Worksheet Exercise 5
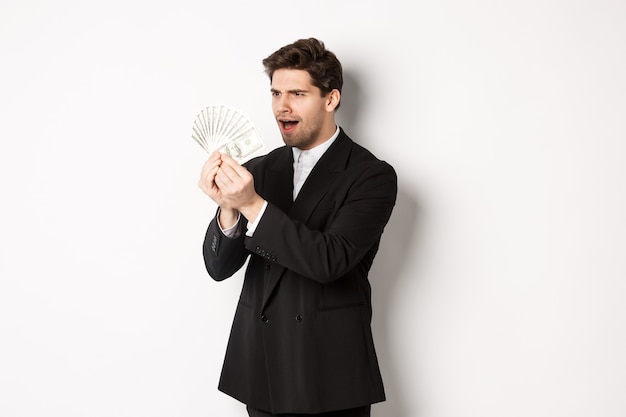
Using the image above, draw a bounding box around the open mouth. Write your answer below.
[280,120,298,133]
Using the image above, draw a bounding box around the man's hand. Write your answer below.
[198,151,226,204]
[198,152,265,224]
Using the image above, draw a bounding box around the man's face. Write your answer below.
[270,68,335,150]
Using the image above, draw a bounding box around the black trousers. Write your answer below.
[246,404,371,417]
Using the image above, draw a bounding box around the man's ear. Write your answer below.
[325,89,341,112]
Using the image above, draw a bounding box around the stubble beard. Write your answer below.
[280,122,323,150]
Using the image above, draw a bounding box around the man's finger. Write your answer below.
[219,153,246,172]
[216,160,242,184]
[200,152,222,177]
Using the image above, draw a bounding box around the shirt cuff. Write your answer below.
[217,209,241,238]
[246,200,268,237]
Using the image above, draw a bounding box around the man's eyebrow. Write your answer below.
[270,88,309,93]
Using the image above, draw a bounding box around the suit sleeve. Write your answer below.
[244,160,397,284]
[203,213,250,281]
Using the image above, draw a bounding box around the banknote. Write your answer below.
[216,130,265,163]
[191,104,265,163]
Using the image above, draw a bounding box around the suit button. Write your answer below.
[261,315,269,323]
[295,314,303,322]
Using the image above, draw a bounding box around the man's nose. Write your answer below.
[276,95,291,112]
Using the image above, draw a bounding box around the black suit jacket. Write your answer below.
[203,129,397,414]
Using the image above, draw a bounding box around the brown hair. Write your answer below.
[262,38,343,109]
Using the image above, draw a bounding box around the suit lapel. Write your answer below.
[259,147,293,309]
[261,132,353,309]
[263,147,294,214]
[288,132,352,223]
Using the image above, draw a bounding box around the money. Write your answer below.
[216,131,265,162]
[191,104,265,163]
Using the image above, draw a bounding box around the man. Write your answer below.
[198,38,397,417]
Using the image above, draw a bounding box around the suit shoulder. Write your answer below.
[349,141,396,176]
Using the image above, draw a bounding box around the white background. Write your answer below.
[1,1,625,416]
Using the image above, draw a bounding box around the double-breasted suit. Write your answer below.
[203,129,397,414]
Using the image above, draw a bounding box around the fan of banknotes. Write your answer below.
[191,104,265,163]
